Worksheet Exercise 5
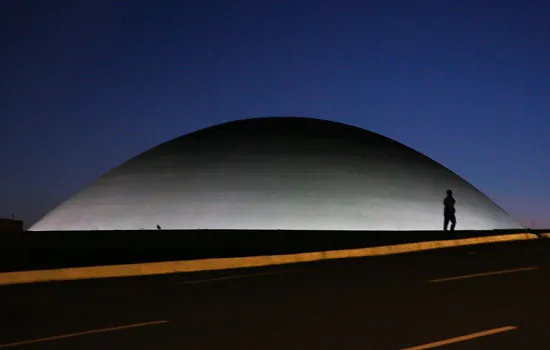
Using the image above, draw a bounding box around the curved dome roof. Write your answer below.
[30,117,522,231]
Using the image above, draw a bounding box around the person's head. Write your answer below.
[446,189,453,197]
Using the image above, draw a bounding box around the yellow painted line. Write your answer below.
[0,233,538,286]
[402,326,518,350]
[428,267,538,283]
[0,320,169,348]
[180,269,292,284]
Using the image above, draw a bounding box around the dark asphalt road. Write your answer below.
[2,239,550,349]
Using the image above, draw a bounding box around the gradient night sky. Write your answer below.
[2,0,549,229]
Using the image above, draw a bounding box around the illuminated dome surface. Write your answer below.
[30,117,522,231]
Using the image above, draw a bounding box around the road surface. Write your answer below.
[2,239,550,349]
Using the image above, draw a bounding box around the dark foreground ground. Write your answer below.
[2,238,550,349]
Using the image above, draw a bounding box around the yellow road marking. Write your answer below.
[402,326,517,349]
[180,269,293,284]
[0,320,169,348]
[428,267,537,283]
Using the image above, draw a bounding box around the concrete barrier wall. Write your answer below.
[0,219,23,232]
[0,232,541,286]
[2,228,545,272]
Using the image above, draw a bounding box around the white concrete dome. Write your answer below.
[29,117,522,231]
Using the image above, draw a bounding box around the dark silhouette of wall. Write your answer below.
[0,228,542,273]
[0,218,23,232]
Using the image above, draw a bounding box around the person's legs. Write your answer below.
[444,216,449,231]
[450,215,457,231]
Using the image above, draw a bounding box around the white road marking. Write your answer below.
[428,267,538,283]
[0,320,169,349]
[402,326,518,350]
[180,269,292,285]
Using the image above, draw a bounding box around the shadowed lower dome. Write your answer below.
[30,116,522,231]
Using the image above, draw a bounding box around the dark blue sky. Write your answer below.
[2,0,549,228]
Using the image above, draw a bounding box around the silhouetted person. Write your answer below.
[157,224,161,230]
[443,189,456,231]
